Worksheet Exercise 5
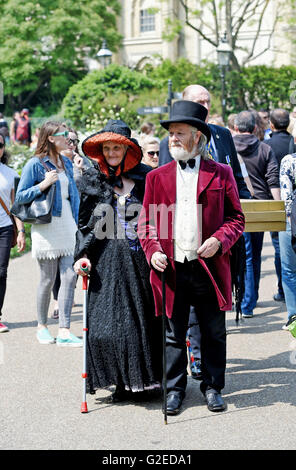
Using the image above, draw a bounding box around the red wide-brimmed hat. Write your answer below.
[82,119,142,178]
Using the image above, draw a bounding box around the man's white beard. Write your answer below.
[170,145,198,162]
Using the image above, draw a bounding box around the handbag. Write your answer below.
[10,160,56,225]
[0,196,18,247]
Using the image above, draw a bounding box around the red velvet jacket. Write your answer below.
[138,158,245,318]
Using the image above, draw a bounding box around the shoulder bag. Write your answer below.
[10,159,56,225]
[0,196,18,247]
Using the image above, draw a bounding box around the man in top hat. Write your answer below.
[159,84,251,382]
[138,100,245,415]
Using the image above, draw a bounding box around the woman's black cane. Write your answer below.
[162,269,168,425]
[80,263,89,413]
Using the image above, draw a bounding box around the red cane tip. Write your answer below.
[81,402,88,413]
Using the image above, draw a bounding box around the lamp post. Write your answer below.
[97,40,112,68]
[217,33,231,123]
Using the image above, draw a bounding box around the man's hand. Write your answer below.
[197,237,221,258]
[151,252,168,272]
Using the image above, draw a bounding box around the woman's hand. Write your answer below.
[16,231,26,253]
[74,257,92,276]
[38,170,58,192]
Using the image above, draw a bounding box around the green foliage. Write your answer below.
[8,143,35,176]
[239,65,296,111]
[148,59,296,116]
[63,64,158,130]
[0,0,122,114]
[63,59,296,137]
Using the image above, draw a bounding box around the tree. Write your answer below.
[0,0,122,113]
[161,0,296,71]
[62,64,158,130]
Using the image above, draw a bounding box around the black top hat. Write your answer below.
[160,100,211,143]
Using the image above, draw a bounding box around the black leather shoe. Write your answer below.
[204,389,227,412]
[166,392,184,415]
[191,360,202,380]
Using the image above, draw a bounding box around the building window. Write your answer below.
[140,9,155,32]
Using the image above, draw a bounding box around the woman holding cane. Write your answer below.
[73,119,161,402]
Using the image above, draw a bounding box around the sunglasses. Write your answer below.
[0,142,5,149]
[53,130,69,138]
[67,138,79,146]
[147,151,159,157]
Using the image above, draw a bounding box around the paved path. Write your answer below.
[1,234,295,450]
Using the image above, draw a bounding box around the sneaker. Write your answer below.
[273,293,285,302]
[36,328,55,344]
[0,322,9,333]
[56,333,83,348]
[242,312,253,318]
[282,315,296,332]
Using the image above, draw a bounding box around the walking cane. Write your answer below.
[80,262,89,413]
[162,269,168,425]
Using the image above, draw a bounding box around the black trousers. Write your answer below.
[166,259,226,395]
[0,225,14,317]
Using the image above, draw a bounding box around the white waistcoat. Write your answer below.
[174,155,202,262]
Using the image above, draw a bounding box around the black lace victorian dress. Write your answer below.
[74,164,162,393]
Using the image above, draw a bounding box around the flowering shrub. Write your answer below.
[8,143,34,176]
[85,104,141,134]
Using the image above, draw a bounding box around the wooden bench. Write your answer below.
[240,200,286,232]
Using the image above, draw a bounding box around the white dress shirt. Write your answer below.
[174,155,202,262]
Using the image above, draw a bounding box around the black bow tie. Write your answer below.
[179,159,196,170]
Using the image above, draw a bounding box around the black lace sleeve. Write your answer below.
[74,165,114,261]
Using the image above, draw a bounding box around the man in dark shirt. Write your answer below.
[233,111,280,317]
[264,108,295,302]
[265,108,296,165]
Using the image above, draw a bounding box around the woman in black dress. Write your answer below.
[74,119,161,401]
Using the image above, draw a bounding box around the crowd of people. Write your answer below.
[0,82,295,416]
[0,109,32,147]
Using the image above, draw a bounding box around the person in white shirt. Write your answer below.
[138,100,245,415]
[0,134,26,332]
